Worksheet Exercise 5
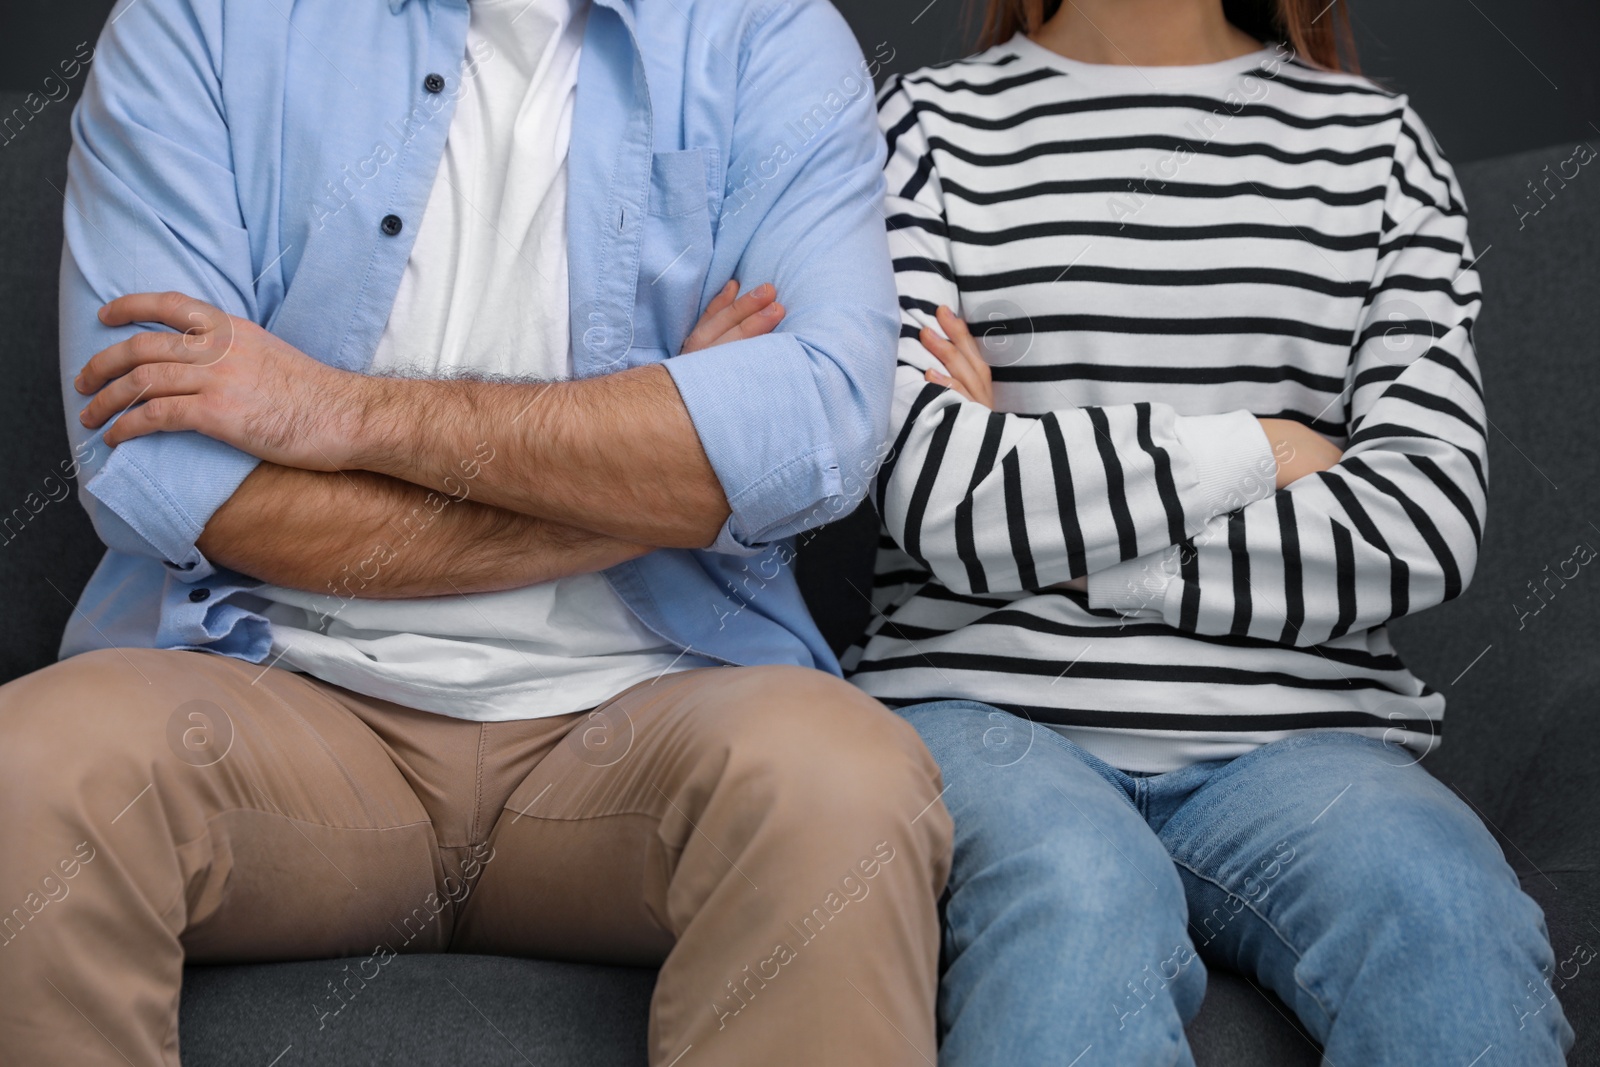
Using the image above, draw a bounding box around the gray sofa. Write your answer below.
[2,91,1594,1064]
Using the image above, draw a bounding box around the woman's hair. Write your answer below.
[973,0,1359,72]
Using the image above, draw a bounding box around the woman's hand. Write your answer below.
[908,313,1336,586]
[681,281,785,354]
[920,305,994,408]
[1257,418,1344,488]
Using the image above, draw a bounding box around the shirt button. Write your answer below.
[423,72,446,93]
[189,588,211,603]
[380,214,404,237]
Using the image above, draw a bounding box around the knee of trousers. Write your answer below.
[0,649,199,815]
[707,666,952,881]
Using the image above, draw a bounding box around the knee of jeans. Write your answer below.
[966,814,1186,933]
[1324,826,1547,971]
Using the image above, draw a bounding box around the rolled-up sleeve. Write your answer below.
[60,0,262,579]
[662,0,898,556]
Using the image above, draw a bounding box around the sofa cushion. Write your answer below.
[177,954,1324,1066]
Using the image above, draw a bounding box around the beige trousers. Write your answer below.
[0,648,952,1066]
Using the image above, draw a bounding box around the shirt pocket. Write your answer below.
[632,148,716,361]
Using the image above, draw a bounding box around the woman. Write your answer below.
[847,0,1574,1063]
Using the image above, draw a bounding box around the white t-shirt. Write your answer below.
[253,0,706,721]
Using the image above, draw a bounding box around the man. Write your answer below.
[0,1,951,1064]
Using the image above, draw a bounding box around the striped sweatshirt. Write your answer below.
[844,36,1487,772]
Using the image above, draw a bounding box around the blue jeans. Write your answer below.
[900,700,1574,1066]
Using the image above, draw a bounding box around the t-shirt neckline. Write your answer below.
[1007,32,1280,91]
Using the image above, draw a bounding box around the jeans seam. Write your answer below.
[1168,855,1336,1030]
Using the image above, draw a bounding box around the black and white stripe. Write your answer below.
[846,38,1485,773]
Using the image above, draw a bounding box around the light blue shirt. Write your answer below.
[58,0,897,675]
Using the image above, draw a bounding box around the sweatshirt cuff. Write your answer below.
[1171,410,1277,520]
[1087,546,1181,617]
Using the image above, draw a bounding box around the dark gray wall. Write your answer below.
[8,1,1596,165]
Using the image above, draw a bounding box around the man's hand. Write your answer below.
[76,292,368,470]
[1258,418,1343,488]
[77,282,787,478]
[920,305,994,408]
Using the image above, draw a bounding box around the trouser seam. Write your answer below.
[176,809,437,837]
[1168,855,1336,1030]
[472,724,489,845]
[496,804,664,824]
[161,986,178,1066]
